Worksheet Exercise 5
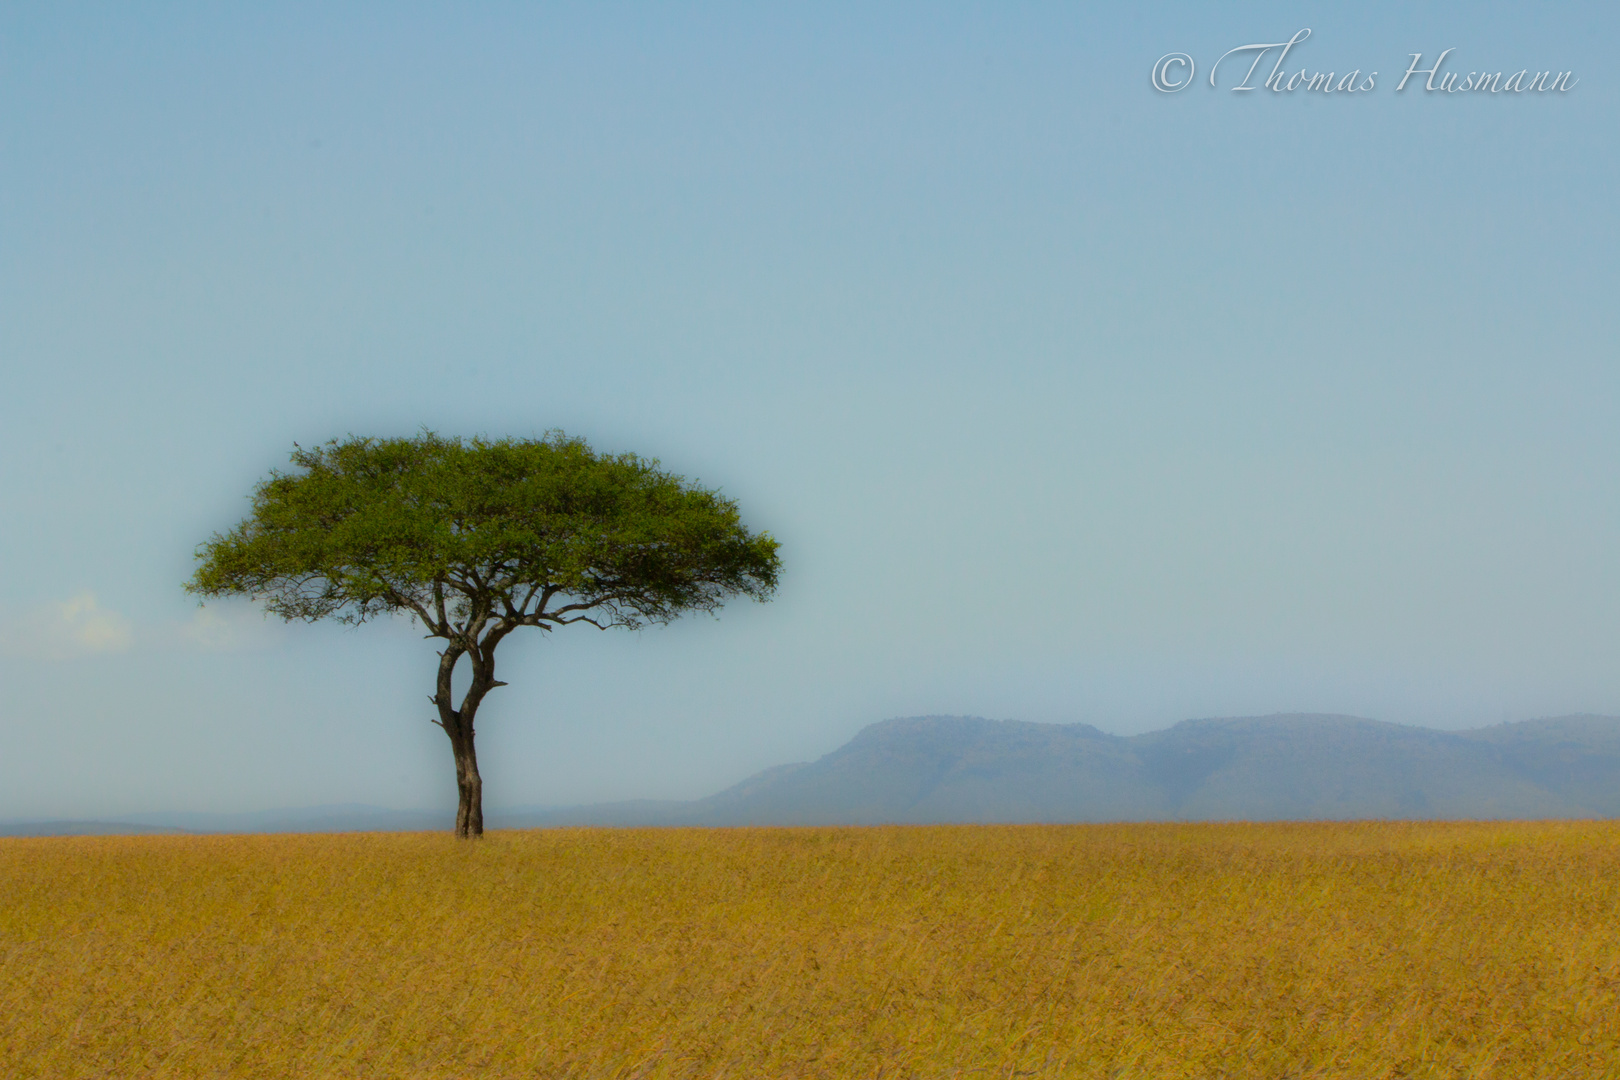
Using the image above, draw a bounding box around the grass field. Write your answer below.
[3,822,1618,1079]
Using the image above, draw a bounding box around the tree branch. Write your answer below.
[552,613,610,630]
[387,587,443,639]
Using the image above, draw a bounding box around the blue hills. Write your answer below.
[7,714,1619,836]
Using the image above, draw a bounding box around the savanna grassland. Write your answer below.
[3,822,1618,1079]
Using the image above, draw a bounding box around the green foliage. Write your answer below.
[187,431,781,641]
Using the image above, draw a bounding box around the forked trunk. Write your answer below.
[435,635,505,839]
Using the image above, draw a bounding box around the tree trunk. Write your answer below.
[435,639,500,840]
[434,644,486,839]
[452,733,484,839]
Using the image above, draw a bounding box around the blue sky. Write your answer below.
[2,2,1615,818]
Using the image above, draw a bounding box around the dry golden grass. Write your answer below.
[3,822,1618,1079]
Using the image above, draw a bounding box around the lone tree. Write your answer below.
[187,431,781,838]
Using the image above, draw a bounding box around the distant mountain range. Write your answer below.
[7,714,1619,837]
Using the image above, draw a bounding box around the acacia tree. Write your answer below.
[187,431,781,838]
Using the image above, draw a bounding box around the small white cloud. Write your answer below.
[61,594,134,653]
[1,592,135,660]
[0,595,287,660]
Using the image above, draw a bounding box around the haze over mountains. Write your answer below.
[7,714,1619,836]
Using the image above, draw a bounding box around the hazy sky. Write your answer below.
[3,2,1616,819]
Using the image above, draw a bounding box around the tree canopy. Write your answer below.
[188,431,781,836]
